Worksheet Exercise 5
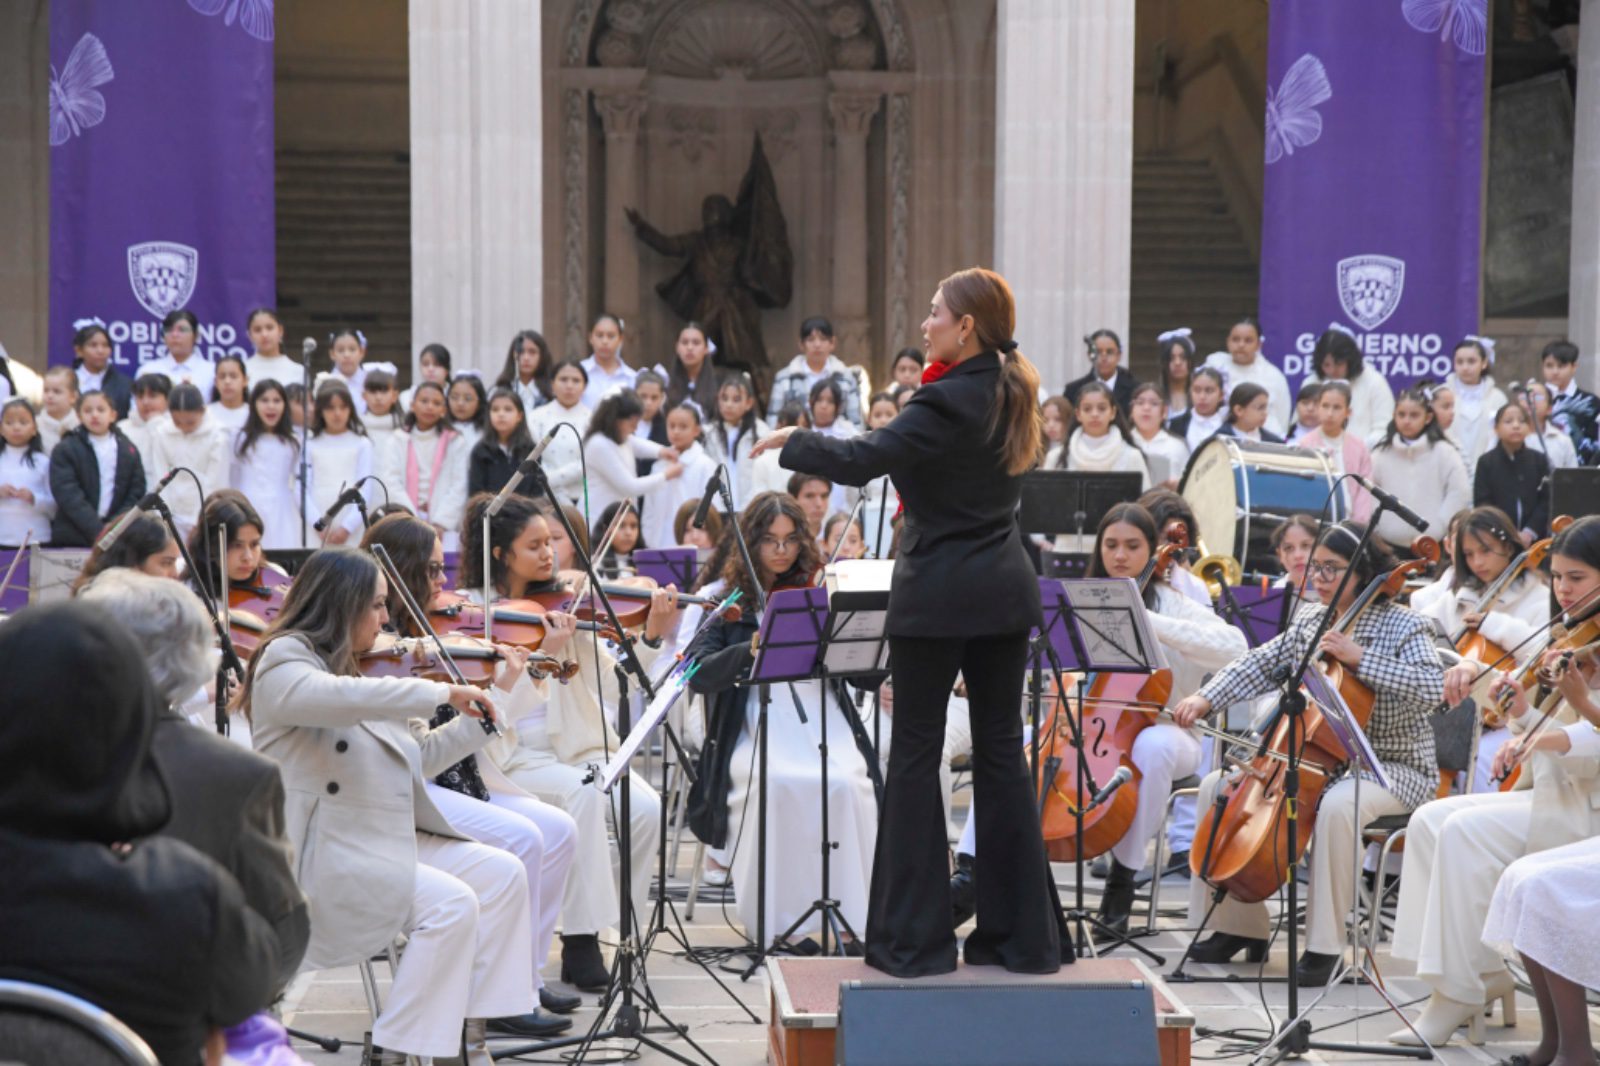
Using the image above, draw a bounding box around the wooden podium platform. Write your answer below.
[766,955,1194,1066]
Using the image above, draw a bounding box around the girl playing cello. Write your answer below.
[1172,522,1444,985]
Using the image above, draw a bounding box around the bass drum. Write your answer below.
[1179,436,1344,572]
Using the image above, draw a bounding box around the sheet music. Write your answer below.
[596,663,693,793]
[1060,577,1169,672]
[1300,667,1392,792]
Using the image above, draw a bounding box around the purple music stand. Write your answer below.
[634,547,697,591]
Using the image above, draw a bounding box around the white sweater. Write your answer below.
[1368,436,1471,545]
[1411,571,1548,664]
[390,425,468,548]
[0,444,55,546]
[528,400,592,506]
[149,415,229,538]
[1147,583,1250,707]
[307,431,373,539]
[581,433,668,522]
[1309,370,1395,445]
[643,440,718,551]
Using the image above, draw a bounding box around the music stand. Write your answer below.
[1028,577,1167,964]
[1216,584,1300,647]
[737,582,886,977]
[1019,470,1144,541]
[633,547,696,590]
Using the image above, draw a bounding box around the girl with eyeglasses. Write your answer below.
[1172,521,1445,987]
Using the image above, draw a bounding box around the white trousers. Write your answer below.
[425,784,579,990]
[957,723,1198,870]
[499,751,661,936]
[1473,725,1513,794]
[1187,771,1406,954]
[370,833,534,1057]
[1389,790,1532,1003]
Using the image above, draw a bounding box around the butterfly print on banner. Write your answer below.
[48,33,114,147]
[1402,0,1489,57]
[1265,54,1332,166]
[188,0,275,43]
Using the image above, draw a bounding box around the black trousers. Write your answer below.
[864,632,1066,977]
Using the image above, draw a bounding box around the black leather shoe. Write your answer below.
[1296,950,1340,986]
[486,1009,573,1037]
[539,986,581,1014]
[560,934,610,992]
[1187,932,1269,963]
[1097,859,1137,933]
[949,852,976,928]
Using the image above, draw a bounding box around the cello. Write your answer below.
[1034,530,1187,862]
[1190,536,1439,902]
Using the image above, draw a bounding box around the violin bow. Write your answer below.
[1430,580,1600,715]
[369,543,500,736]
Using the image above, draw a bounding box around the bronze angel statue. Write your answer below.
[626,135,793,377]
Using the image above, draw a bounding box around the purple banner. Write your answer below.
[1260,0,1486,390]
[49,2,275,369]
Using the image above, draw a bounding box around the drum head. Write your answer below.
[1179,437,1241,560]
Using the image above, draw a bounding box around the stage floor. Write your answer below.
[280,792,1597,1065]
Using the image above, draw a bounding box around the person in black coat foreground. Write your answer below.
[752,266,1070,979]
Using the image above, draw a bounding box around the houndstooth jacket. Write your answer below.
[1199,599,1443,811]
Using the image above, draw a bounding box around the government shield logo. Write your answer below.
[1336,255,1405,332]
[127,241,199,318]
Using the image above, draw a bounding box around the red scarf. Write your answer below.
[921,359,954,386]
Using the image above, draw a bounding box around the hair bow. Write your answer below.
[706,338,719,355]
[1326,322,1356,338]
[454,368,484,381]
[1465,334,1496,357]
[312,371,340,392]
[72,316,107,331]
[364,361,398,377]
[1156,327,1192,344]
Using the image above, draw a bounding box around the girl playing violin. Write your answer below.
[1421,505,1550,790]
[358,512,579,1033]
[682,491,880,948]
[1173,521,1444,985]
[458,491,678,992]
[1388,515,1600,1049]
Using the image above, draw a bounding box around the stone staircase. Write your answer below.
[1129,156,1259,380]
[275,148,412,382]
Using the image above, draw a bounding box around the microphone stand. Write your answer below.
[298,338,314,549]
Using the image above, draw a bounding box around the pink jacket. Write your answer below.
[1298,427,1374,523]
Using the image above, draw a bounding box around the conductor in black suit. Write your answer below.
[1064,328,1138,417]
[752,267,1066,978]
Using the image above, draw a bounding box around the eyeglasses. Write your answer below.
[758,535,805,552]
[1306,562,1349,581]
[426,562,447,578]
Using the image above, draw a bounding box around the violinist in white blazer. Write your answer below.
[1387,516,1600,1049]
[244,548,537,1064]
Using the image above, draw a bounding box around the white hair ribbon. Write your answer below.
[1156,327,1192,344]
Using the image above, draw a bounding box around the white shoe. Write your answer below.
[1482,968,1519,1028]
[702,863,730,887]
[1386,991,1485,1047]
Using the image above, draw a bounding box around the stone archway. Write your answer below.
[553,0,917,383]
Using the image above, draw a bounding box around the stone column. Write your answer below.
[1570,0,1600,386]
[409,0,542,377]
[993,0,1134,392]
[596,90,649,328]
[829,91,881,366]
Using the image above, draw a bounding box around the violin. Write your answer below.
[226,562,291,654]
[548,571,739,629]
[1488,612,1600,787]
[1191,535,1438,902]
[359,634,578,686]
[1457,517,1567,729]
[428,589,623,649]
[1034,529,1187,862]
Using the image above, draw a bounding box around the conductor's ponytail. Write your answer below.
[937,267,1043,476]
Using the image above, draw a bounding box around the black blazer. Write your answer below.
[1474,445,1550,537]
[47,425,146,547]
[71,362,134,420]
[467,437,535,498]
[1065,369,1138,416]
[781,352,1042,638]
[151,712,310,995]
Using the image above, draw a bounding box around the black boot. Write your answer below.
[1187,931,1269,963]
[949,852,976,929]
[486,1009,573,1038]
[540,986,581,1013]
[1097,859,1137,933]
[1295,950,1340,986]
[560,934,609,992]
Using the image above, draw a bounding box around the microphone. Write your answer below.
[1084,765,1134,812]
[302,337,316,360]
[313,482,367,533]
[487,425,561,517]
[96,468,182,550]
[691,468,722,529]
[1350,475,1429,533]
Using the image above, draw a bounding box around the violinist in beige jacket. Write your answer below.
[246,548,534,1064]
